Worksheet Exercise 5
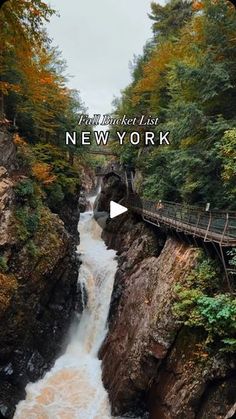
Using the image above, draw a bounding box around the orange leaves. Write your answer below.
[131,5,207,110]
[39,75,54,85]
[11,44,70,132]
[192,1,204,11]
[1,0,78,138]
[30,8,41,17]
[32,162,57,185]
[138,41,175,90]
[132,41,178,108]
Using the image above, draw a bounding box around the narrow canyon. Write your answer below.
[0,130,236,419]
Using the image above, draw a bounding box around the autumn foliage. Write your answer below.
[32,163,57,185]
[0,0,84,143]
[112,0,236,209]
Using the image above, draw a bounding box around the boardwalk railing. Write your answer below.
[95,167,236,247]
[127,197,236,247]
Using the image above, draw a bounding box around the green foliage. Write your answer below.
[217,129,236,205]
[14,178,41,208]
[14,179,41,241]
[14,178,39,207]
[196,295,236,336]
[149,0,193,39]
[183,253,220,291]
[173,253,236,351]
[15,208,40,241]
[31,143,80,208]
[14,179,34,198]
[221,338,236,353]
[112,0,236,208]
[46,183,65,210]
[26,240,39,258]
[227,248,236,268]
[0,257,8,273]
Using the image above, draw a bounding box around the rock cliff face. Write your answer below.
[0,130,81,418]
[148,327,236,419]
[0,130,17,172]
[98,175,236,419]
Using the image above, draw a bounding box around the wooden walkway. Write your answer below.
[96,168,236,247]
[128,198,236,247]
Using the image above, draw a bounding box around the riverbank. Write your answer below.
[0,129,82,418]
[14,198,117,418]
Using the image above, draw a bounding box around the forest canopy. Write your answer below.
[111,0,236,209]
[1,0,236,209]
[0,0,86,147]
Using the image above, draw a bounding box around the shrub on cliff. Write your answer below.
[32,144,80,190]
[14,139,81,211]
[0,257,8,273]
[173,253,236,351]
[14,208,41,242]
[0,273,18,312]
[14,178,41,208]
[14,179,42,242]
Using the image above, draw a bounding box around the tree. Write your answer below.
[111,0,236,208]
[149,0,193,39]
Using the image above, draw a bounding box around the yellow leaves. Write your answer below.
[129,6,207,110]
[181,137,199,148]
[0,82,11,95]
[132,40,180,108]
[13,133,28,147]
[0,273,18,313]
[11,46,70,131]
[0,81,21,95]
[32,163,57,185]
[135,41,175,95]
[0,0,66,134]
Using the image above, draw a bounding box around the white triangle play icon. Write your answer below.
[110,201,128,219]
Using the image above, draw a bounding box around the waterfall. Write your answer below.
[14,195,117,419]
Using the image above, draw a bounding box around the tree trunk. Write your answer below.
[0,93,4,119]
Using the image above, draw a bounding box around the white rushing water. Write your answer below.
[14,196,117,419]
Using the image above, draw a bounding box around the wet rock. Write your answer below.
[79,193,90,212]
[0,168,15,246]
[148,328,236,419]
[55,191,80,242]
[0,129,82,417]
[80,166,96,194]
[0,130,16,172]
[94,174,127,214]
[100,238,198,416]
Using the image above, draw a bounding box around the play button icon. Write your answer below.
[110,201,128,219]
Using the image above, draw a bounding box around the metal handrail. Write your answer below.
[127,195,236,245]
[96,168,236,245]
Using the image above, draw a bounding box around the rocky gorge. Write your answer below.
[0,129,83,418]
[98,175,236,419]
[1,132,236,419]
